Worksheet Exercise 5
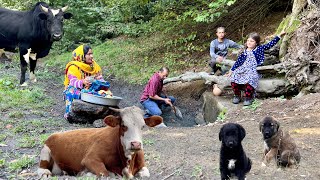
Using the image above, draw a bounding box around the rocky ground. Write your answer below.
[1,58,320,180]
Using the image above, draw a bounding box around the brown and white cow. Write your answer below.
[37,106,162,179]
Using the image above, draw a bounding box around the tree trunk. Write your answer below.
[279,0,307,57]
[282,1,320,92]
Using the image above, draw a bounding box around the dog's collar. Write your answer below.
[276,131,284,164]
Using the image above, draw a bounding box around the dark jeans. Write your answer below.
[141,95,176,117]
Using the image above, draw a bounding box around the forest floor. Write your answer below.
[0,57,320,180]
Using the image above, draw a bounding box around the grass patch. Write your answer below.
[0,77,53,112]
[8,155,35,172]
[217,108,227,121]
[191,164,203,178]
[143,139,155,146]
[242,99,261,111]
[18,135,36,148]
[0,158,6,168]
[8,111,24,119]
[43,33,205,85]
[11,119,47,134]
[39,133,51,145]
[18,133,51,148]
[0,134,7,142]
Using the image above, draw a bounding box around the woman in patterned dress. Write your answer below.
[63,44,103,120]
[226,31,286,106]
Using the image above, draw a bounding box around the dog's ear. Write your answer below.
[219,126,224,141]
[237,124,246,141]
[259,120,262,132]
[275,119,280,131]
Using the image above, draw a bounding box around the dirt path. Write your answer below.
[1,59,320,179]
[144,94,320,179]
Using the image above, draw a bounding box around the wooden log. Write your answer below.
[67,99,118,124]
[164,71,287,95]
[216,59,235,67]
[216,59,284,73]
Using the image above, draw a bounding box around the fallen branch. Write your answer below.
[161,168,181,180]
[164,71,288,95]
[217,59,284,73]
[217,59,235,67]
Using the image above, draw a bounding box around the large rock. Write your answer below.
[67,99,118,124]
[201,92,224,123]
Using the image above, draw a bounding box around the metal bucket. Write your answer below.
[80,92,122,106]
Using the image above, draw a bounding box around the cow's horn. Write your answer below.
[109,107,122,112]
[61,6,68,12]
[40,4,49,13]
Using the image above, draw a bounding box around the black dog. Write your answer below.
[219,123,251,180]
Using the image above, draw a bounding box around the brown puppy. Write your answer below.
[259,116,300,167]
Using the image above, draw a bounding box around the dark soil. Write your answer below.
[109,79,201,127]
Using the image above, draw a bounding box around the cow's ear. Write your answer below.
[144,115,163,127]
[38,13,47,20]
[104,115,121,127]
[63,13,72,19]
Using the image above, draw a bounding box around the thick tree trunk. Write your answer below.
[282,2,320,92]
[279,0,307,57]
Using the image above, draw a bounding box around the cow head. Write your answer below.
[104,106,162,156]
[38,3,72,41]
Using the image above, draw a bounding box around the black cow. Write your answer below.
[0,2,72,86]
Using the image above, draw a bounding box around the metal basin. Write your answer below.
[80,92,122,106]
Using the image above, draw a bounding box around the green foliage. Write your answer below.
[39,134,51,144]
[8,155,35,172]
[0,0,47,10]
[44,32,195,84]
[143,139,155,146]
[0,77,52,111]
[0,134,7,142]
[176,0,237,22]
[217,108,227,121]
[276,15,301,35]
[11,119,46,134]
[0,78,15,90]
[18,136,36,148]
[0,159,6,168]
[191,164,203,178]
[242,99,261,111]
[0,0,239,52]
[8,111,24,119]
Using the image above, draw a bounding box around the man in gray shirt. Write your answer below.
[209,27,243,75]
